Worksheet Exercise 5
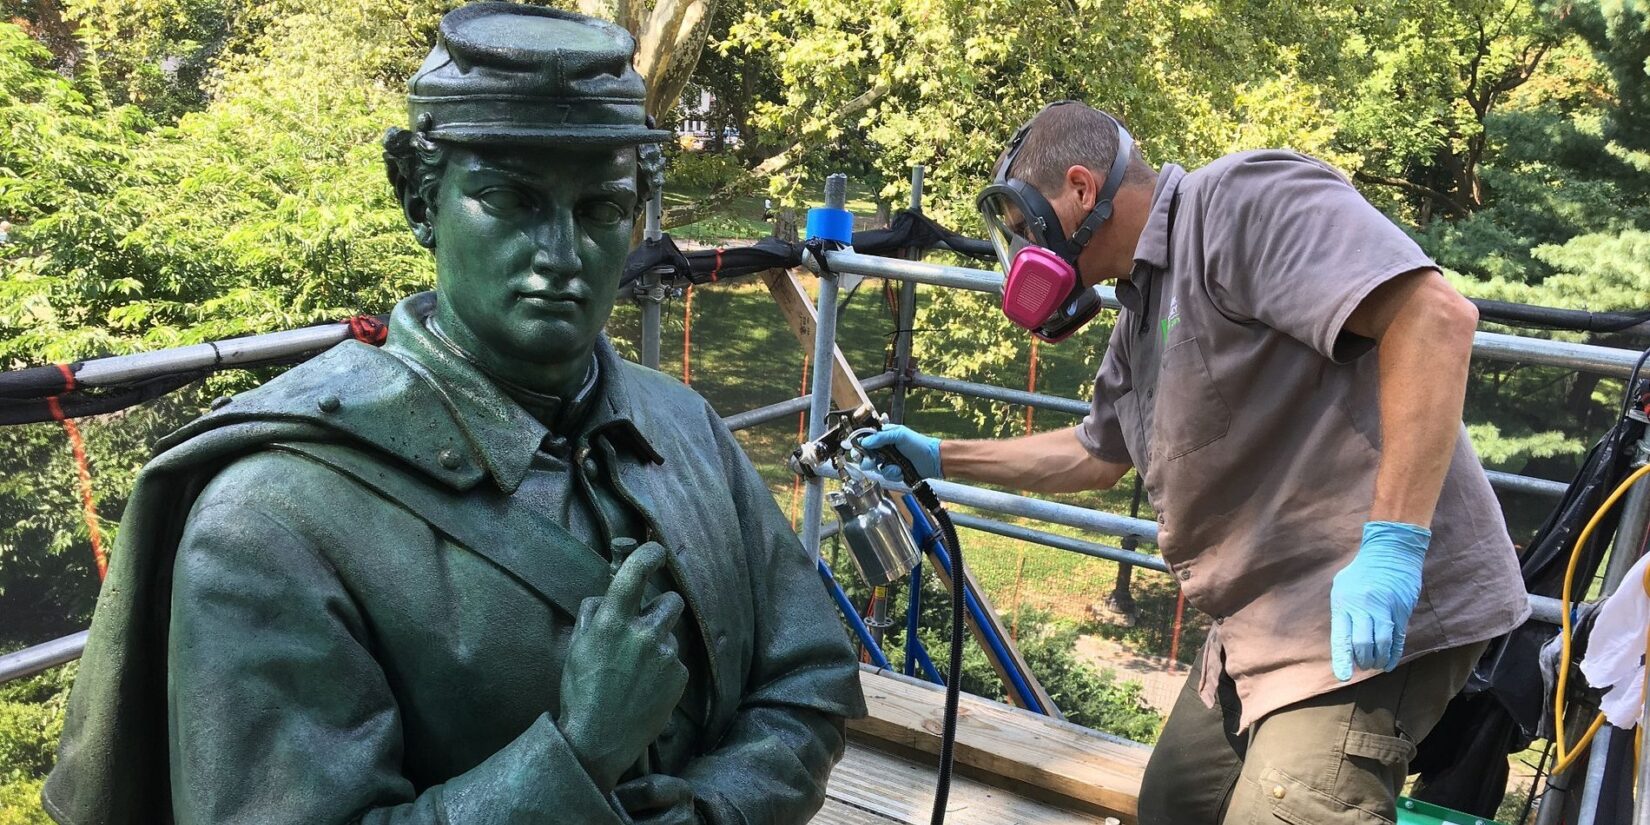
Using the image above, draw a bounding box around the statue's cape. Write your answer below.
[40,336,525,825]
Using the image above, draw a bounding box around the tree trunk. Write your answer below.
[579,0,720,124]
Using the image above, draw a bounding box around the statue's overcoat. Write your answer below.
[43,292,866,824]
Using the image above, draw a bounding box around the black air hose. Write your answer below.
[910,480,963,825]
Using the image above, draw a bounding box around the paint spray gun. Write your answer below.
[789,404,922,586]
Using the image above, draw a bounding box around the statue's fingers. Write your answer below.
[606,541,669,618]
[639,591,686,637]
[577,596,602,628]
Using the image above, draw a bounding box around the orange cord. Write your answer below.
[46,390,107,580]
[1024,338,1039,435]
[1168,590,1187,670]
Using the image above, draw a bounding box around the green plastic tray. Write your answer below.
[1397,796,1504,825]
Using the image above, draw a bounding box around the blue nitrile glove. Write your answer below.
[857,425,942,483]
[1330,521,1431,681]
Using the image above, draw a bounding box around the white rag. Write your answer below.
[1580,551,1650,728]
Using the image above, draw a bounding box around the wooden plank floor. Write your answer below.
[819,742,1117,824]
[849,667,1147,821]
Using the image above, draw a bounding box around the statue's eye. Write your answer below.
[580,200,625,227]
[477,187,532,214]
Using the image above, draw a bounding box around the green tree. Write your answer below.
[0,666,72,825]
[1335,0,1565,220]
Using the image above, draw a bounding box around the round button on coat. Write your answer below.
[438,449,463,470]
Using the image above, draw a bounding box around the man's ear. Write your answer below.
[1065,164,1097,211]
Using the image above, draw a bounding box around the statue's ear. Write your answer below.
[404,194,437,249]
[387,172,436,249]
[383,128,438,249]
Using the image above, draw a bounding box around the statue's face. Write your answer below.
[429,144,638,372]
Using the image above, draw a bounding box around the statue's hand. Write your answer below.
[559,541,690,793]
[615,774,699,825]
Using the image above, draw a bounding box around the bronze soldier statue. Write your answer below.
[42,4,865,823]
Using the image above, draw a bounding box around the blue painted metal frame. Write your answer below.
[903,494,1046,715]
[817,559,892,669]
[903,562,943,684]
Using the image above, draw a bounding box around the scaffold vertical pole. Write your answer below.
[639,188,664,369]
[888,165,924,424]
[876,165,924,650]
[1555,428,1650,825]
[799,174,848,561]
[1619,431,1650,825]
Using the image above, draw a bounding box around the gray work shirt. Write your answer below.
[1076,150,1529,729]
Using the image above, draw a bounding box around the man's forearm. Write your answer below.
[1361,275,1479,526]
[940,426,1129,493]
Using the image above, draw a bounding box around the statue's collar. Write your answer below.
[422,314,598,431]
[384,292,662,493]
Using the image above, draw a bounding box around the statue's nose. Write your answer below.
[531,209,581,277]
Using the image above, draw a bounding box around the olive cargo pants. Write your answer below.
[1137,642,1486,824]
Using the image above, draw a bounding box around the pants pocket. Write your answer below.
[1260,767,1393,825]
[1344,730,1417,766]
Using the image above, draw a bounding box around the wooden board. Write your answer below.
[850,666,1148,822]
[760,268,870,411]
[814,798,901,824]
[821,741,1117,824]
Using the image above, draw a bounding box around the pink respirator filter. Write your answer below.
[1001,245,1076,331]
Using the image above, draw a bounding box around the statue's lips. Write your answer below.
[516,290,583,311]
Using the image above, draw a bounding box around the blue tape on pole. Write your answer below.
[805,207,854,244]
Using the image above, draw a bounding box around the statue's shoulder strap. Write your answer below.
[268,440,612,619]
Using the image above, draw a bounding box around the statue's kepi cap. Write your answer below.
[408,2,670,146]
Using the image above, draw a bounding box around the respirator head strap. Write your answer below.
[1067,123,1133,250]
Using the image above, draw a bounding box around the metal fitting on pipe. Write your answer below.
[637,188,668,369]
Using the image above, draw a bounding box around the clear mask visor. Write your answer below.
[977,188,1043,273]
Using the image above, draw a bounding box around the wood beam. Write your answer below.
[852,666,1148,823]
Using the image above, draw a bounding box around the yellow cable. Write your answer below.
[1551,462,1650,775]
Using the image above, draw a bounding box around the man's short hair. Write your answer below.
[995,102,1154,196]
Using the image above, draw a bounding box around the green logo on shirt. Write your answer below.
[1160,297,1181,338]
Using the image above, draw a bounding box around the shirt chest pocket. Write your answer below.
[1152,336,1231,462]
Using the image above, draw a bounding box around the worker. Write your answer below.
[858,100,1529,824]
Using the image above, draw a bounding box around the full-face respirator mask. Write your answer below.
[975,103,1134,342]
